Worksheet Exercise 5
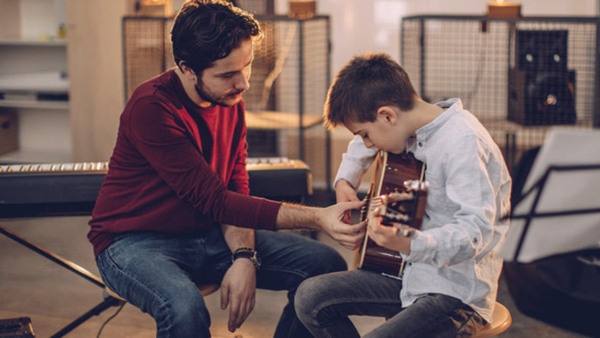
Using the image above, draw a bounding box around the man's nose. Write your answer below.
[234,73,249,91]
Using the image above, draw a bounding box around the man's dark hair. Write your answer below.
[324,52,418,130]
[171,0,262,75]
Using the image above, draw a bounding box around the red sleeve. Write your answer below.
[227,106,250,195]
[127,99,280,229]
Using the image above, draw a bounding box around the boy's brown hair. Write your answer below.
[324,52,418,130]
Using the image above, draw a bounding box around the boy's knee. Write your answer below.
[294,278,315,321]
[295,276,326,314]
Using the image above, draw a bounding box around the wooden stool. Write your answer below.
[472,302,512,337]
[105,283,220,302]
[197,284,220,296]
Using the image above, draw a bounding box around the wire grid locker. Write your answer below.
[400,15,599,170]
[235,0,275,14]
[122,15,331,181]
[123,16,173,100]
[241,16,330,160]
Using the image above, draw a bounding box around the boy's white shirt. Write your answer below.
[335,98,512,323]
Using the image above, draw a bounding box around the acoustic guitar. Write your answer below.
[356,151,428,279]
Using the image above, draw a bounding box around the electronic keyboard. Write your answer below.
[0,157,311,218]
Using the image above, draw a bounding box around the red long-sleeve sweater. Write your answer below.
[88,69,281,257]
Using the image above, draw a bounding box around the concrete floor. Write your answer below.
[0,193,591,338]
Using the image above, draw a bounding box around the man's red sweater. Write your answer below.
[88,70,281,257]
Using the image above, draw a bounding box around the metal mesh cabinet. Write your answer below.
[400,15,599,169]
[122,15,331,180]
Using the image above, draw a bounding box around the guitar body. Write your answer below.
[356,151,427,278]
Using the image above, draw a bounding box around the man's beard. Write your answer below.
[194,81,244,108]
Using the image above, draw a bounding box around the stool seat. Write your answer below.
[197,283,220,296]
[104,287,126,302]
[472,302,512,337]
[105,283,220,302]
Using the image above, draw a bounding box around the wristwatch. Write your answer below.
[232,247,261,270]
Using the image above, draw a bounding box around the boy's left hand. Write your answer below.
[368,207,412,255]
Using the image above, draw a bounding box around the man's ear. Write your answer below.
[178,61,197,82]
[376,106,397,125]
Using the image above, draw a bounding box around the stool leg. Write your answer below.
[50,296,124,338]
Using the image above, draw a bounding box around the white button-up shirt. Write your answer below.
[335,98,512,322]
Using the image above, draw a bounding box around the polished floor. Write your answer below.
[0,192,590,338]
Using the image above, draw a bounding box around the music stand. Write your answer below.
[500,129,600,263]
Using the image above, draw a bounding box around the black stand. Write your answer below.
[0,225,125,338]
[503,162,600,337]
[507,163,600,261]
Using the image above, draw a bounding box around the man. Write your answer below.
[88,1,365,337]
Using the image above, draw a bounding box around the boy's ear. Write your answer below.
[376,106,398,125]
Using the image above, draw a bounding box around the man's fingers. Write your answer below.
[220,285,229,310]
[334,229,366,249]
[229,298,254,332]
[228,298,241,332]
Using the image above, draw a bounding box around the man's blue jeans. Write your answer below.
[295,270,486,337]
[96,226,347,337]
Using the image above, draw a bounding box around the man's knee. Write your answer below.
[153,288,211,336]
[309,242,348,274]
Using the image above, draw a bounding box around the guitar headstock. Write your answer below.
[375,179,428,229]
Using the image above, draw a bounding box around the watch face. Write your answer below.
[233,249,260,269]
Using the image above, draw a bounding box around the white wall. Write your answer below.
[277,0,598,75]
[271,0,599,188]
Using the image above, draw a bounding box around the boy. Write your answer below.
[295,53,512,337]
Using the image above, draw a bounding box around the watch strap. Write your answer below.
[232,247,260,269]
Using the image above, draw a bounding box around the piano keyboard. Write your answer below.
[0,162,109,174]
[0,157,311,218]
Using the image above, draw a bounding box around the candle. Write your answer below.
[487,1,521,18]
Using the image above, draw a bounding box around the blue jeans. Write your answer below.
[295,270,486,338]
[96,227,347,338]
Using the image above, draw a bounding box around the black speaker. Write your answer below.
[509,29,576,126]
[508,68,576,125]
[516,30,568,72]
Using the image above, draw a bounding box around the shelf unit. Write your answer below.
[0,0,71,164]
[400,15,600,170]
[122,14,333,187]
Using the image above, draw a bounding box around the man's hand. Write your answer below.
[220,258,256,333]
[317,200,366,250]
[367,207,412,254]
[335,180,360,224]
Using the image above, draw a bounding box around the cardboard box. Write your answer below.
[0,112,18,156]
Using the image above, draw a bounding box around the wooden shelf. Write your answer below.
[0,71,69,93]
[0,37,67,47]
[0,99,69,110]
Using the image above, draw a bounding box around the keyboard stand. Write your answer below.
[0,224,124,338]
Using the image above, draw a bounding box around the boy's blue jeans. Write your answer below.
[96,226,347,338]
[295,270,486,338]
